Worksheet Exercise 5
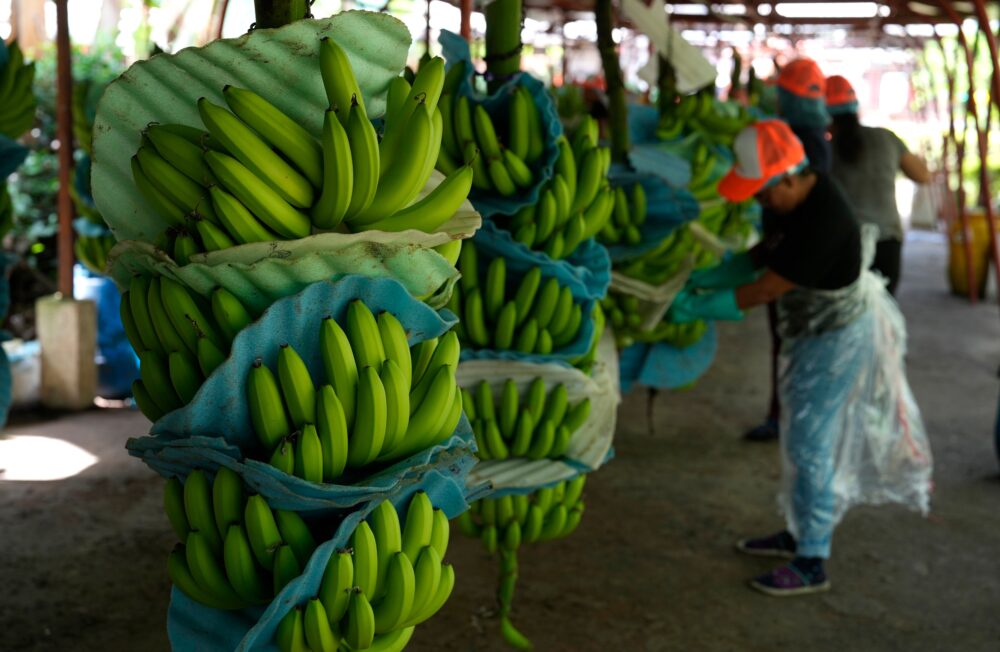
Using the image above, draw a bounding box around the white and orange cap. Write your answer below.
[718,119,808,202]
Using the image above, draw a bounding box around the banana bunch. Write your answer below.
[656,87,752,148]
[436,82,546,198]
[463,378,591,462]
[164,467,318,610]
[274,492,455,652]
[0,40,37,139]
[455,476,587,649]
[74,234,115,275]
[455,475,586,553]
[649,320,709,348]
[130,40,472,253]
[501,119,615,261]
[598,182,646,246]
[616,225,700,286]
[247,302,463,483]
[448,241,585,355]
[122,275,256,421]
[600,293,645,338]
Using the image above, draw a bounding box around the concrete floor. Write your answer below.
[0,231,997,651]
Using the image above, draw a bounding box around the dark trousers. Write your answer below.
[872,238,902,295]
[767,302,780,423]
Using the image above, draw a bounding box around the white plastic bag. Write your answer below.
[609,258,693,332]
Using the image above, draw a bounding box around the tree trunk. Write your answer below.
[595,0,629,163]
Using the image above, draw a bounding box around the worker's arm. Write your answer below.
[734,269,795,310]
[667,268,795,323]
[900,151,931,184]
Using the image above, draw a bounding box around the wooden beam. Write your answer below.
[54,0,75,298]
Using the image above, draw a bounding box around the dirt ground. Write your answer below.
[1,231,998,652]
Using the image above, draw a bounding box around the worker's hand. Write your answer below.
[667,288,745,323]
[687,252,759,290]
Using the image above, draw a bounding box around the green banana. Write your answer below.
[344,99,380,220]
[244,494,282,571]
[247,359,291,452]
[320,317,358,429]
[198,98,313,208]
[209,185,278,245]
[304,598,339,652]
[129,275,162,353]
[428,508,450,560]
[194,216,236,252]
[168,544,241,609]
[203,150,310,240]
[185,531,247,607]
[352,520,379,597]
[163,476,191,541]
[277,344,316,428]
[319,549,354,623]
[275,509,317,568]
[146,123,214,186]
[362,163,472,234]
[401,491,434,563]
[294,424,324,483]
[196,333,226,378]
[379,359,410,459]
[312,108,353,229]
[368,500,403,601]
[223,524,269,604]
[272,543,302,595]
[344,589,376,650]
[212,466,244,536]
[347,365,387,468]
[499,379,519,439]
[135,146,217,224]
[346,300,386,371]
[509,411,534,457]
[462,288,490,348]
[276,607,308,652]
[159,277,224,351]
[223,85,323,188]
[147,277,189,355]
[132,379,164,421]
[494,301,517,350]
[512,267,542,326]
[140,351,183,414]
[319,37,366,124]
[211,287,252,343]
[315,385,349,482]
[372,551,415,634]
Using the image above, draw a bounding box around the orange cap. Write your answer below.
[825,74,858,110]
[776,59,825,100]
[718,120,807,202]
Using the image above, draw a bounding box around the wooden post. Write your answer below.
[935,34,977,302]
[425,0,432,55]
[253,0,308,29]
[595,0,629,163]
[938,0,999,304]
[460,0,472,41]
[54,0,75,298]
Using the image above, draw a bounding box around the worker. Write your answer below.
[745,58,831,443]
[827,75,932,295]
[668,120,932,596]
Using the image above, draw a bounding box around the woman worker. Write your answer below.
[826,75,931,295]
[745,58,832,443]
[668,120,932,596]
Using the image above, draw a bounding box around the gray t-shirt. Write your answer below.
[830,126,908,241]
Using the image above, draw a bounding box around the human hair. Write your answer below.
[831,112,863,164]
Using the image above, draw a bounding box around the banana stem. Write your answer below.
[497,549,518,617]
[485,0,523,94]
[595,0,630,164]
[657,55,677,119]
[253,0,309,28]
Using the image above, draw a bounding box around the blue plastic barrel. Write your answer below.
[73,264,139,399]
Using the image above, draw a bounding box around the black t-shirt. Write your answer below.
[752,172,861,291]
[791,125,832,174]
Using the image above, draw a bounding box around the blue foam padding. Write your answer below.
[619,322,717,392]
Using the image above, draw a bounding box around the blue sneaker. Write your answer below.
[750,559,831,597]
